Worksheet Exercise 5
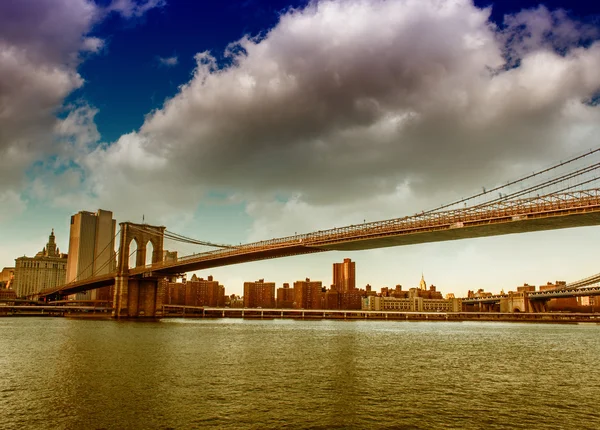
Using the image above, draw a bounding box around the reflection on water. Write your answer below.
[1,318,599,429]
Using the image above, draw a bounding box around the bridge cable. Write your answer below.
[461,162,600,214]
[420,146,600,217]
[67,227,121,284]
[125,223,235,249]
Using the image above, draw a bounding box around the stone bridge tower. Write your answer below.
[113,222,166,318]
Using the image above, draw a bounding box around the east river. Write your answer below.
[1,318,599,429]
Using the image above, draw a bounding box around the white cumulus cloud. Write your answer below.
[73,0,600,234]
[158,55,178,67]
[0,0,166,221]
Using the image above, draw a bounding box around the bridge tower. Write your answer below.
[113,222,166,318]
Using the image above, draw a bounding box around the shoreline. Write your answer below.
[2,309,600,324]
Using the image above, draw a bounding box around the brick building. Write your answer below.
[244,279,275,308]
[276,283,295,308]
[163,275,225,307]
[333,258,355,292]
[293,278,323,309]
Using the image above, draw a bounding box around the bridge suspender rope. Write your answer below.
[163,230,235,249]
[35,228,122,298]
[462,163,600,213]
[126,223,235,249]
[420,147,600,217]
[36,148,600,300]
[69,227,121,284]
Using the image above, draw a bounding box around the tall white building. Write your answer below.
[66,209,116,300]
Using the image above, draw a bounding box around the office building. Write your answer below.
[66,209,116,300]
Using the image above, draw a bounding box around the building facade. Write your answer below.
[362,275,460,312]
[185,275,224,307]
[276,283,295,308]
[0,288,16,303]
[12,230,68,298]
[66,209,116,300]
[362,294,462,312]
[243,279,275,308]
[293,278,323,309]
[333,258,355,292]
[164,275,224,307]
[0,267,14,289]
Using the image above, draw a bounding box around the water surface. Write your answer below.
[1,318,599,429]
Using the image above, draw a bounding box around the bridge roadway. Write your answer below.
[39,189,600,298]
[134,189,600,274]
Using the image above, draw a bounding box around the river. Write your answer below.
[1,318,599,429]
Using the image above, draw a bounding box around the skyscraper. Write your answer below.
[66,209,116,300]
[332,258,356,292]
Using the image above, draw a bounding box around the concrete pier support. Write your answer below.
[113,221,166,318]
[529,299,548,313]
[112,275,129,318]
[112,275,162,318]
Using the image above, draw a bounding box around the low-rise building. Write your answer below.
[362,275,460,312]
[0,288,16,303]
[362,295,462,312]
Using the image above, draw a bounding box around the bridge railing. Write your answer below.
[36,188,600,294]
[463,286,600,302]
[131,188,600,274]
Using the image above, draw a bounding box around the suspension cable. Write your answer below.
[422,146,600,216]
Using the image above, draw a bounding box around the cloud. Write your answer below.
[0,190,26,223]
[4,0,600,244]
[501,6,599,65]
[0,0,166,221]
[158,55,178,67]
[72,0,600,233]
[82,37,105,53]
[107,0,167,19]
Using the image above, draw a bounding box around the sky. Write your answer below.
[2,0,600,297]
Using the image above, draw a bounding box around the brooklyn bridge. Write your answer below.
[34,146,600,317]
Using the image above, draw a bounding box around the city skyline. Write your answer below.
[3,0,600,297]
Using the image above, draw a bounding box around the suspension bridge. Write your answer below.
[35,146,600,317]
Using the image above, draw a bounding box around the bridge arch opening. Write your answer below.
[145,241,154,266]
[128,238,139,268]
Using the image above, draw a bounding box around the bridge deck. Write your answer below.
[37,189,600,298]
